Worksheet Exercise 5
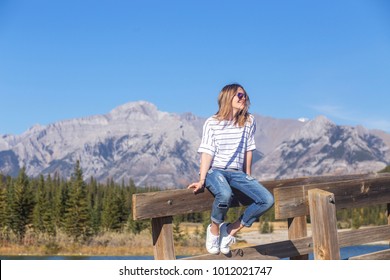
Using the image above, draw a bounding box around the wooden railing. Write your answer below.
[132,173,390,260]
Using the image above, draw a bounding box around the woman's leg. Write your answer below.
[204,169,233,254]
[226,219,244,236]
[205,169,233,229]
[229,172,274,231]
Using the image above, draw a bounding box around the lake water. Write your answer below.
[1,245,389,260]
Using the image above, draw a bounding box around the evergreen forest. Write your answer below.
[0,161,389,252]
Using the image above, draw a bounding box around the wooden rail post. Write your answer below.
[288,216,309,260]
[388,203,390,225]
[152,216,176,260]
[387,203,390,246]
[308,189,340,260]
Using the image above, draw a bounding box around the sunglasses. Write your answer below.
[236,92,247,100]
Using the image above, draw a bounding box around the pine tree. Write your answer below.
[126,215,148,235]
[53,177,69,231]
[33,175,46,232]
[90,196,102,234]
[0,176,8,239]
[44,174,56,236]
[101,182,126,231]
[63,161,92,242]
[9,168,35,241]
[88,176,102,234]
[3,175,14,240]
[32,175,55,236]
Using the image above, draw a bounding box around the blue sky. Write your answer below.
[1,0,390,135]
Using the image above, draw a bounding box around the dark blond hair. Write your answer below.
[215,83,251,127]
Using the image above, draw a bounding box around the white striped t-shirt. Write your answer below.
[198,114,256,170]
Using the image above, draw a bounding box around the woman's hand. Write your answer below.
[188,153,212,194]
[187,180,205,194]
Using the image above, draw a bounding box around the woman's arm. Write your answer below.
[188,153,213,193]
[244,150,253,175]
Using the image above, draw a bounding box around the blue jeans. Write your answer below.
[205,168,274,227]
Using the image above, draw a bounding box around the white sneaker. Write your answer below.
[206,224,220,254]
[219,223,236,254]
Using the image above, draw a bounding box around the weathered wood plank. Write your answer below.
[275,174,390,219]
[133,173,384,220]
[308,189,340,260]
[338,225,390,246]
[261,173,375,189]
[133,189,214,220]
[348,249,390,260]
[184,236,313,260]
[152,216,176,260]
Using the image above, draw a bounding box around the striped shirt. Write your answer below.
[198,114,256,170]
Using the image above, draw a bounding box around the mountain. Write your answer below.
[0,101,389,188]
[253,116,390,180]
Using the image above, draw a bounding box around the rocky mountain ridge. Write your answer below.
[1,101,389,188]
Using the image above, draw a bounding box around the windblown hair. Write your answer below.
[215,83,251,127]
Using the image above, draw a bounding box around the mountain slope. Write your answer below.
[1,101,389,188]
[253,116,389,180]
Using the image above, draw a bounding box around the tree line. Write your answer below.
[0,161,153,243]
[0,162,389,245]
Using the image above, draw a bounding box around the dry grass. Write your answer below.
[0,222,289,257]
[0,227,206,257]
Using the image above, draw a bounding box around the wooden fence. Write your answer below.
[132,173,390,260]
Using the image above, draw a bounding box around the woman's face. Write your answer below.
[231,87,247,111]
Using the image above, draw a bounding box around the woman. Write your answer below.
[188,83,274,255]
